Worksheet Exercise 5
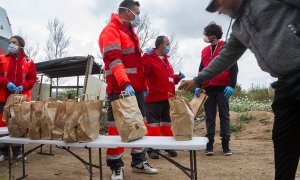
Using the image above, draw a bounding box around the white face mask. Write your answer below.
[119,7,141,27]
[8,43,19,54]
[204,37,211,43]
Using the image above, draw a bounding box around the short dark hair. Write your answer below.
[10,35,25,47]
[155,36,165,49]
[119,0,140,13]
[204,22,223,39]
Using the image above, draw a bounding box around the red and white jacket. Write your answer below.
[143,49,180,103]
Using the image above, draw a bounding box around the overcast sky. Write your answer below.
[1,0,276,89]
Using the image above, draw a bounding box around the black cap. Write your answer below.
[206,0,218,13]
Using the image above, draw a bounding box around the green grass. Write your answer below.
[230,122,242,133]
[239,113,253,123]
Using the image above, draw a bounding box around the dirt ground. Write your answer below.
[0,111,299,180]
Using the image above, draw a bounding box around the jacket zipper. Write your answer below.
[14,56,18,85]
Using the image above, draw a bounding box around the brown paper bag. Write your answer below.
[8,101,31,137]
[52,101,67,140]
[77,99,103,142]
[40,101,58,140]
[169,96,195,141]
[3,94,27,123]
[28,101,46,140]
[63,101,79,142]
[111,93,147,142]
[189,91,208,116]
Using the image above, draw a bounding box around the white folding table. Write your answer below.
[0,136,208,180]
[0,127,8,135]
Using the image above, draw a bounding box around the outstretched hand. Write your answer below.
[178,80,198,91]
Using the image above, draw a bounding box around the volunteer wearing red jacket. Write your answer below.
[143,36,185,159]
[98,0,158,179]
[0,35,37,161]
[194,22,238,156]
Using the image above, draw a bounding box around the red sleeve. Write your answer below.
[22,60,37,91]
[0,56,9,88]
[100,26,131,89]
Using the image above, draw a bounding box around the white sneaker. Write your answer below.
[111,167,123,180]
[0,155,8,161]
[15,154,27,160]
[132,161,158,174]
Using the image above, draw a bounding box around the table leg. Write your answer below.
[193,150,197,180]
[22,145,26,177]
[8,144,11,177]
[99,148,103,180]
[88,148,93,180]
[189,150,194,180]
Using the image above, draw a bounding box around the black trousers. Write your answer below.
[271,70,300,180]
[204,92,230,143]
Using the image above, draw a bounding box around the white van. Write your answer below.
[0,6,13,55]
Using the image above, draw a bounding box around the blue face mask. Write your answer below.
[162,45,170,55]
[119,7,141,27]
[8,43,19,54]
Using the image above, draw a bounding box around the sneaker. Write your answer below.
[222,141,232,156]
[0,155,8,162]
[111,167,123,180]
[165,150,177,157]
[205,142,214,156]
[132,161,158,174]
[13,153,27,160]
[147,149,159,159]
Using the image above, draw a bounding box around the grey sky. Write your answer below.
[1,0,276,89]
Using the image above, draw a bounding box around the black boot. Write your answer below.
[205,142,214,156]
[222,141,232,156]
[147,149,159,159]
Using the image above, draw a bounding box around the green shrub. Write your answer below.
[230,122,242,133]
[176,90,194,101]
[230,97,272,112]
[239,113,253,123]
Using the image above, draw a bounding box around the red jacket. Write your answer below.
[201,41,231,87]
[0,52,37,127]
[99,13,146,95]
[143,50,180,103]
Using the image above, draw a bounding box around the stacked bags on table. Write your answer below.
[3,94,103,143]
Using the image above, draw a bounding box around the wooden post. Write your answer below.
[83,56,94,98]
[77,76,80,97]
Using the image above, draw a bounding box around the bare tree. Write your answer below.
[136,13,159,50]
[168,34,184,72]
[45,18,70,59]
[135,14,183,71]
[45,18,70,97]
[17,29,40,60]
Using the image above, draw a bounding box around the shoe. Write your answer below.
[165,150,177,157]
[132,161,158,174]
[205,142,214,156]
[147,149,159,159]
[0,155,8,161]
[13,154,27,160]
[222,141,232,156]
[111,167,123,180]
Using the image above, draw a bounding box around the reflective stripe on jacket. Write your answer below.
[143,50,180,102]
[99,13,146,95]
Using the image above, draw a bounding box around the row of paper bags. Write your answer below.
[111,92,207,142]
[3,94,103,143]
